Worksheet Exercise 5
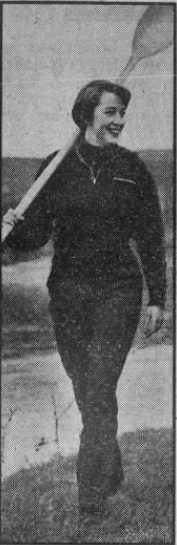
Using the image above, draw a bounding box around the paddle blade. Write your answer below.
[132,4,174,63]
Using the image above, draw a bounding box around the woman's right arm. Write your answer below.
[3,152,58,252]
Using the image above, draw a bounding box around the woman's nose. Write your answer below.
[114,112,124,124]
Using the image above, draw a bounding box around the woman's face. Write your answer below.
[87,91,126,146]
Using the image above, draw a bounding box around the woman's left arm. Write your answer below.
[135,157,167,336]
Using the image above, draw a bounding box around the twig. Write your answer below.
[51,388,75,448]
[1,408,18,464]
[3,407,17,431]
[51,386,59,449]
[24,454,34,469]
[58,399,74,420]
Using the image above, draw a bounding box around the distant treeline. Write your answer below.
[2,149,173,264]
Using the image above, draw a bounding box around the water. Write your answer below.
[2,344,172,480]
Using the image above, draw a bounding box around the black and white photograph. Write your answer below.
[1,2,175,543]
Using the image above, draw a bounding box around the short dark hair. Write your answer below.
[72,79,131,130]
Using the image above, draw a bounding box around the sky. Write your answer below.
[2,3,174,157]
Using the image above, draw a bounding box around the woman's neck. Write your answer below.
[85,127,103,147]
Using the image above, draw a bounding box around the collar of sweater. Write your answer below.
[75,136,120,167]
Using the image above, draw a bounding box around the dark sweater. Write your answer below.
[6,139,166,308]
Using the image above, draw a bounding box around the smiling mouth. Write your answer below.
[107,126,123,136]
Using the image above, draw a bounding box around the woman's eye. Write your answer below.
[104,109,125,117]
[105,110,115,116]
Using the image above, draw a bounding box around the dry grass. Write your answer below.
[1,428,173,543]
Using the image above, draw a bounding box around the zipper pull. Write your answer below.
[90,170,96,185]
[90,164,97,185]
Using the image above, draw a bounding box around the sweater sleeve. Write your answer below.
[134,156,167,309]
[5,151,58,252]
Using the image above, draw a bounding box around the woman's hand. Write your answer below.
[2,208,24,227]
[144,305,164,337]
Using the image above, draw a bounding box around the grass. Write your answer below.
[1,428,173,543]
[1,151,174,543]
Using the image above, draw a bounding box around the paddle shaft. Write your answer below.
[2,132,78,242]
[2,6,173,242]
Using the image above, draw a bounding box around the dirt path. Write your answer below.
[2,343,172,480]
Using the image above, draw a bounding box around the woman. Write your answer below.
[3,80,166,539]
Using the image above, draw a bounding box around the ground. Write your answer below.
[1,255,174,543]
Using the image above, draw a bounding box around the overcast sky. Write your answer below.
[2,3,173,157]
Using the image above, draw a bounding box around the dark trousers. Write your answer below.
[50,277,142,514]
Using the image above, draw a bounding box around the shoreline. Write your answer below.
[2,342,172,481]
